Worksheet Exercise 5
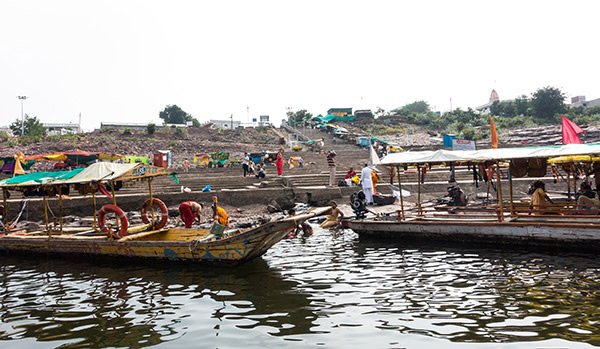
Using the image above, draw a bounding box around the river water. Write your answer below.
[1,227,599,348]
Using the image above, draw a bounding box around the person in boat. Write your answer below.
[447,183,467,206]
[576,182,600,210]
[179,201,203,228]
[320,201,344,229]
[530,180,553,215]
[360,164,374,204]
[211,196,229,226]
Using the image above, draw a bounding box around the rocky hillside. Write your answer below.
[0,126,288,167]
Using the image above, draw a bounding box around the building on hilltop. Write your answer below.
[100,122,150,131]
[571,96,600,109]
[476,89,501,113]
[210,119,241,129]
[354,109,373,118]
[327,108,353,116]
[44,122,81,135]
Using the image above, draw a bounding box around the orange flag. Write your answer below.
[490,116,498,149]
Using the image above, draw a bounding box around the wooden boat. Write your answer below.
[348,143,600,250]
[0,162,327,265]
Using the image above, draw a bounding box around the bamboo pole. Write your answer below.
[58,186,63,235]
[43,195,50,236]
[496,161,504,222]
[567,170,571,200]
[92,191,97,230]
[417,165,422,216]
[2,189,7,227]
[148,177,155,228]
[395,166,405,220]
[572,165,577,198]
[110,180,119,231]
[508,165,514,217]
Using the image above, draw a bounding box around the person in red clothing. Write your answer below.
[178,201,203,228]
[275,148,284,176]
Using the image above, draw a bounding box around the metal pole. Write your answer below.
[496,161,504,222]
[396,166,405,220]
[17,96,27,136]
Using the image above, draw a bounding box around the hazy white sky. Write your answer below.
[1,0,599,131]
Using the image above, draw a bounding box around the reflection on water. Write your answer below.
[1,227,600,348]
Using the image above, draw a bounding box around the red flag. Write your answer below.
[490,116,498,149]
[561,115,584,144]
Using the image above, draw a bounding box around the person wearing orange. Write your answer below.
[179,201,203,228]
[371,169,380,194]
[211,196,229,226]
[275,149,284,176]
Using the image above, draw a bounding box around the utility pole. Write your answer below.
[230,114,233,129]
[17,96,27,136]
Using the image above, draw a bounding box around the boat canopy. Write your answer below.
[0,162,172,188]
[380,143,600,166]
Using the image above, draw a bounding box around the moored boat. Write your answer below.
[348,143,600,250]
[0,162,327,265]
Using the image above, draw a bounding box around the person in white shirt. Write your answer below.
[360,164,374,204]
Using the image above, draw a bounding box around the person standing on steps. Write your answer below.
[326,150,337,186]
[360,163,374,204]
[276,148,285,176]
[242,152,250,177]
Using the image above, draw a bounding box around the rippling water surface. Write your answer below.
[1,227,600,348]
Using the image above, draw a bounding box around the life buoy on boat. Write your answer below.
[98,204,129,238]
[140,198,168,229]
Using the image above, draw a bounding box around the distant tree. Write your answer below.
[398,100,430,115]
[146,123,156,134]
[287,109,312,127]
[531,86,566,120]
[489,101,502,116]
[9,114,46,137]
[159,104,197,125]
[191,119,200,127]
[514,95,530,116]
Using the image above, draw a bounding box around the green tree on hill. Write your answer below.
[159,104,199,126]
[9,114,46,137]
[531,86,566,121]
[287,109,312,127]
[396,100,430,115]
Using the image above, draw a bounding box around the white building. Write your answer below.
[571,96,600,109]
[210,119,241,129]
[43,122,81,135]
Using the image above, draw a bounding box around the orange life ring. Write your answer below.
[140,198,168,229]
[98,204,129,238]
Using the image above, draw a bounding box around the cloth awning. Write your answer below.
[380,143,600,166]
